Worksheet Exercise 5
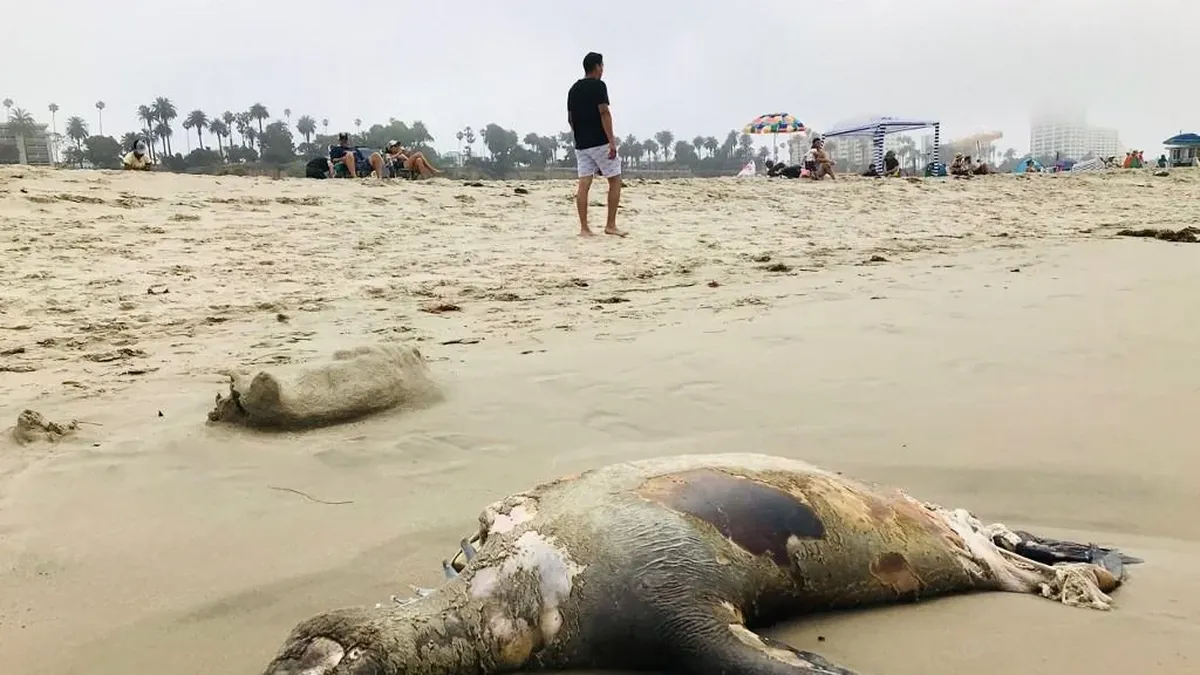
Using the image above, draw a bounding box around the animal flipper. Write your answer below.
[671,617,858,675]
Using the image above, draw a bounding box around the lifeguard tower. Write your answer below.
[1163,133,1200,167]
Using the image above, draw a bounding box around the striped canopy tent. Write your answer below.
[819,116,941,176]
[744,113,807,157]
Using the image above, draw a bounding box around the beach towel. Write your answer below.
[206,343,441,430]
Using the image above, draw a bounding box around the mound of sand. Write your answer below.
[10,409,78,444]
[206,343,441,430]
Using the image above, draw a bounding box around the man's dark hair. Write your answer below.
[582,52,603,73]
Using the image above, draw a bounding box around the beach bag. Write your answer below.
[305,157,330,179]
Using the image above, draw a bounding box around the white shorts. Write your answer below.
[576,144,622,178]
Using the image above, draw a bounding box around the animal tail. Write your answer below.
[987,524,1142,610]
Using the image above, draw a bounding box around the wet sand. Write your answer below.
[1,167,1198,674]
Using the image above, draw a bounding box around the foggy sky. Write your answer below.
[6,0,1196,154]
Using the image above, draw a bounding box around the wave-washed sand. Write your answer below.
[1,166,1198,674]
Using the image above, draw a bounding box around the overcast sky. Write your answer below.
[6,0,1196,154]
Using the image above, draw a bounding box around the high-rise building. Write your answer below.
[1086,127,1121,157]
[0,122,54,166]
[1029,112,1121,160]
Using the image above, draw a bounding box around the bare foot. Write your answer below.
[579,228,595,237]
[604,227,627,238]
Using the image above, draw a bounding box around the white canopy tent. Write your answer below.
[819,116,942,175]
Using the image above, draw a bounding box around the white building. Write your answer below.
[1030,112,1121,160]
[1086,127,1121,158]
[0,123,53,165]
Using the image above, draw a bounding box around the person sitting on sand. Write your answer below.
[766,159,802,179]
[950,153,971,176]
[122,140,152,170]
[330,132,385,178]
[384,140,442,178]
[1157,154,1168,169]
[806,138,836,180]
[1024,158,1041,173]
[973,158,990,175]
[883,150,901,176]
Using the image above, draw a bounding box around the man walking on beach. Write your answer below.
[568,51,625,237]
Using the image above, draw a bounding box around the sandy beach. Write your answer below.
[1,166,1199,675]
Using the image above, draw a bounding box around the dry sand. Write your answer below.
[1,166,1198,674]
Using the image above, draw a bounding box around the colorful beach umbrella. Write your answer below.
[743,113,806,135]
[743,113,806,161]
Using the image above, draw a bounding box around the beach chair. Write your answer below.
[386,160,418,180]
[329,144,378,178]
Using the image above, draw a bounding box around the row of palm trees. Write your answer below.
[2,97,340,163]
[130,98,303,159]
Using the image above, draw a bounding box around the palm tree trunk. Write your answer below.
[196,128,204,150]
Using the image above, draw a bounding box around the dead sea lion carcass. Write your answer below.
[261,453,1140,675]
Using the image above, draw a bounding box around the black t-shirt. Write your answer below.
[884,155,899,171]
[567,77,610,150]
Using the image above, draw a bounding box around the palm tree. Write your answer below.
[145,128,160,160]
[136,105,159,159]
[2,99,12,119]
[295,115,316,143]
[737,133,754,158]
[248,103,269,134]
[704,136,719,158]
[120,132,140,152]
[184,109,208,149]
[154,121,173,156]
[151,97,177,155]
[321,118,329,135]
[621,134,639,166]
[47,103,60,163]
[65,115,89,150]
[180,117,194,151]
[462,126,476,157]
[354,118,362,136]
[221,111,236,143]
[722,131,738,159]
[95,101,105,135]
[283,108,291,122]
[692,135,705,159]
[643,139,659,164]
[654,130,674,162]
[208,119,229,156]
[7,108,37,163]
[234,112,252,147]
[9,108,35,127]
